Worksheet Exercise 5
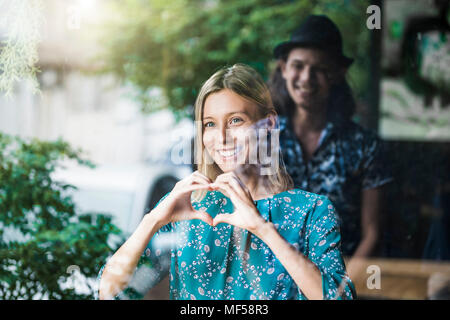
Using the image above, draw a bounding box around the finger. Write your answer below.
[173,183,212,197]
[213,213,235,227]
[184,183,213,193]
[210,180,241,201]
[189,176,212,187]
[228,176,252,199]
[192,171,213,183]
[213,172,237,189]
[208,180,228,197]
[216,174,250,200]
[218,172,249,194]
[177,172,210,189]
[177,172,213,191]
[189,174,211,184]
[187,210,214,226]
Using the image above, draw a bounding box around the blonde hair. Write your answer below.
[192,63,293,202]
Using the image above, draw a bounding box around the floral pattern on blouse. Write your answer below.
[278,116,393,256]
[96,188,356,300]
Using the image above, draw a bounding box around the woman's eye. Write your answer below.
[230,117,243,125]
[204,122,214,128]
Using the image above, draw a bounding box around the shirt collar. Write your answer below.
[279,115,337,140]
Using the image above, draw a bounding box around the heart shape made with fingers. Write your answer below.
[207,174,264,233]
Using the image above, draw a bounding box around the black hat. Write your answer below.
[273,15,354,67]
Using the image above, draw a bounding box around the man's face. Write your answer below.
[281,47,340,113]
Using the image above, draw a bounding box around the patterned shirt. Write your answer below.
[97,189,355,300]
[278,116,393,256]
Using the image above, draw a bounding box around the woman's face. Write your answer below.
[281,47,339,112]
[202,89,269,173]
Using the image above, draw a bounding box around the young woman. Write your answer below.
[97,64,355,300]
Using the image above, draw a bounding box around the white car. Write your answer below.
[51,160,192,236]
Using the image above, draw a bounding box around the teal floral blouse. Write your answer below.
[96,188,356,300]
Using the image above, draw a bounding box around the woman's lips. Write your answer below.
[216,146,243,161]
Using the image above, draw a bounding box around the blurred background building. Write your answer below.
[0,0,192,166]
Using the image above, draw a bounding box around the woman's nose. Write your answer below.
[219,125,234,147]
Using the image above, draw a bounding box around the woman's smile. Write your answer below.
[217,145,243,159]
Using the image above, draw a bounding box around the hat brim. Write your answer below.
[273,41,354,67]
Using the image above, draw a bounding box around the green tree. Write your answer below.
[0,133,123,299]
[99,0,370,117]
[0,0,43,96]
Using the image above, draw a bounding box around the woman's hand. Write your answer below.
[149,171,214,227]
[210,172,268,235]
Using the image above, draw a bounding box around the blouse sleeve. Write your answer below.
[95,193,172,300]
[306,196,357,300]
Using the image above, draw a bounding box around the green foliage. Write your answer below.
[0,133,124,299]
[98,0,371,117]
[0,0,44,96]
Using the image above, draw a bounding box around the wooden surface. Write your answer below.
[344,257,450,300]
